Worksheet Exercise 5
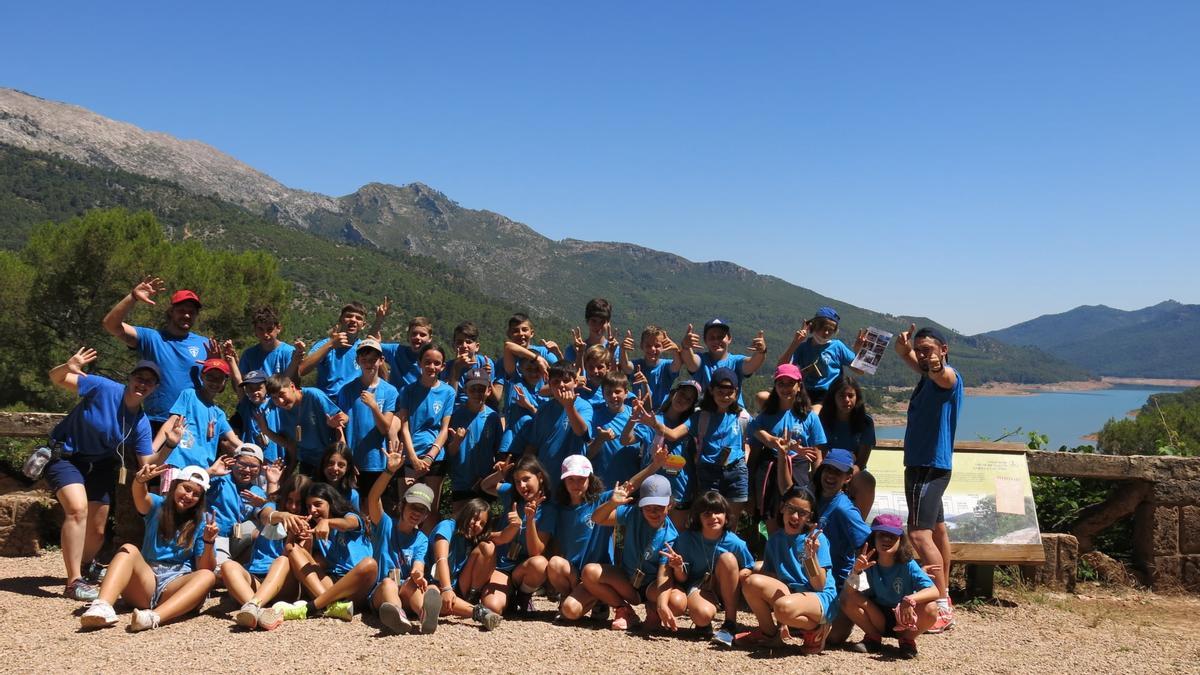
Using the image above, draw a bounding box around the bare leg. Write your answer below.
[480,570,509,614]
[713,552,743,625]
[910,528,946,597]
[313,557,378,609]
[83,503,110,572]
[687,589,718,628]
[741,573,787,634]
[288,546,331,598]
[581,564,639,607]
[460,541,497,597]
[100,543,155,608]
[512,555,549,591]
[546,556,575,596]
[153,569,217,623]
[773,591,823,631]
[934,522,951,598]
[222,560,257,605]
[56,485,89,584]
[841,587,888,640]
[252,556,296,605]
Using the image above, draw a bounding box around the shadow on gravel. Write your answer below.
[0,574,62,599]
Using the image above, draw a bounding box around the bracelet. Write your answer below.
[439,586,453,593]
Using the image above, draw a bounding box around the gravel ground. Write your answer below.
[1,552,1198,674]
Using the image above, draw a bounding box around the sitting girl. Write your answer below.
[368,449,438,635]
[317,442,360,508]
[736,486,835,654]
[275,483,377,621]
[480,455,555,615]
[427,499,504,630]
[80,464,218,632]
[841,514,939,658]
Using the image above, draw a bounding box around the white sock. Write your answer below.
[937,597,950,609]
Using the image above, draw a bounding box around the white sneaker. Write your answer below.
[129,608,161,632]
[80,599,118,629]
[234,601,260,629]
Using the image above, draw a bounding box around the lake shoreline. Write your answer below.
[963,376,1200,398]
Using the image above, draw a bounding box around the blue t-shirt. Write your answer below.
[337,378,400,472]
[277,388,342,466]
[134,326,211,421]
[400,381,455,462]
[501,375,547,429]
[428,518,472,586]
[747,409,826,459]
[373,512,430,582]
[380,343,420,392]
[207,475,266,536]
[239,342,296,378]
[233,397,284,463]
[632,413,692,501]
[790,339,856,393]
[690,410,745,465]
[141,493,206,565]
[512,396,594,490]
[691,352,750,406]
[763,529,835,598]
[821,415,877,467]
[314,513,372,576]
[447,404,502,492]
[495,483,556,572]
[671,529,754,588]
[441,354,497,405]
[903,370,963,470]
[864,560,935,609]
[246,502,285,576]
[817,491,872,586]
[54,375,153,462]
[589,404,640,486]
[307,336,362,398]
[631,358,678,410]
[615,503,678,580]
[552,494,614,570]
[166,388,232,468]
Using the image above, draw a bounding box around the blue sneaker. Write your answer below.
[713,621,736,647]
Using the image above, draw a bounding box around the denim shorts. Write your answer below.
[150,561,193,607]
[691,459,749,503]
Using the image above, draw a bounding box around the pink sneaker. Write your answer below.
[610,605,639,631]
[927,602,955,634]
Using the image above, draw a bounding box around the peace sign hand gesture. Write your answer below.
[662,542,684,571]
[895,323,917,355]
[853,542,877,574]
[804,526,823,561]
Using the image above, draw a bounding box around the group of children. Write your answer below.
[54,281,954,658]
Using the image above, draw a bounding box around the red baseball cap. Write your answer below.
[200,358,231,376]
[171,290,202,307]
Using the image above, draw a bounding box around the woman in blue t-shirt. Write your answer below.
[44,348,159,602]
[79,464,218,631]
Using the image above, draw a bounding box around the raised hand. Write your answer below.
[202,511,219,543]
[802,446,820,464]
[375,295,392,321]
[853,328,868,354]
[750,330,767,354]
[683,324,700,352]
[595,426,617,444]
[611,481,634,504]
[853,542,877,574]
[506,500,521,530]
[570,327,586,353]
[804,526,823,561]
[385,448,405,474]
[66,347,98,374]
[793,322,810,344]
[540,340,562,359]
[651,442,669,468]
[605,327,618,355]
[447,427,468,449]
[135,463,170,484]
[523,493,544,521]
[209,455,235,477]
[263,459,284,485]
[292,338,307,356]
[329,324,350,349]
[662,542,684,571]
[622,330,636,353]
[659,334,680,353]
[926,348,944,373]
[895,323,917,354]
[164,416,187,448]
[204,338,222,361]
[221,339,237,362]
[514,386,538,413]
[554,382,576,406]
[131,276,165,306]
[631,365,648,390]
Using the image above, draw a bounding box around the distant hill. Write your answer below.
[0,87,1089,386]
[983,301,1200,378]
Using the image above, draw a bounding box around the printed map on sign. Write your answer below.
[866,449,1041,545]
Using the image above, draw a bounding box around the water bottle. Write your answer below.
[22,446,53,480]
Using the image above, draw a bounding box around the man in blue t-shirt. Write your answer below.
[102,275,212,427]
[893,324,962,633]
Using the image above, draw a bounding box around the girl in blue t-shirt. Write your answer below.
[224,472,312,631]
[80,464,218,632]
[819,374,877,518]
[621,379,698,529]
[671,369,750,524]
[317,442,360,509]
[367,449,437,635]
[736,486,835,654]
[840,514,940,658]
[480,455,554,615]
[446,375,503,513]
[777,307,866,410]
[427,500,503,630]
[750,364,827,531]
[275,483,376,622]
[398,342,455,531]
[657,490,755,645]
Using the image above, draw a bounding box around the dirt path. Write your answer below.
[1,552,1197,673]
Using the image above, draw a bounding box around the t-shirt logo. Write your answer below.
[432,402,442,415]
[188,346,201,358]
[892,576,904,596]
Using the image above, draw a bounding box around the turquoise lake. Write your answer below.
[876,386,1188,450]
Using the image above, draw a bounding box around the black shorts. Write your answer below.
[904,466,951,530]
[45,456,121,505]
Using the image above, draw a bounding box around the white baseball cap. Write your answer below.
[561,455,594,480]
[234,443,265,463]
[175,465,211,492]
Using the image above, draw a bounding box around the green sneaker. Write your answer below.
[324,600,354,622]
[272,601,308,621]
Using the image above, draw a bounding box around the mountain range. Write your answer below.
[0,86,1102,386]
[983,301,1200,379]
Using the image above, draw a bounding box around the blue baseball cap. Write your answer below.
[241,369,267,386]
[703,318,731,337]
[639,474,672,507]
[823,448,855,473]
[813,306,840,323]
[708,367,738,390]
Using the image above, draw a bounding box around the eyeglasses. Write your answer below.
[234,461,261,470]
[782,505,811,518]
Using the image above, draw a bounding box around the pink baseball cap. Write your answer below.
[561,455,593,480]
[774,363,802,381]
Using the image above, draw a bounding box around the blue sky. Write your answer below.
[3,2,1196,333]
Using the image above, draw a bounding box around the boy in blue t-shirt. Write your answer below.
[205,443,269,567]
[443,321,498,405]
[678,318,767,408]
[564,298,620,369]
[446,368,503,510]
[619,325,682,410]
[298,301,371,398]
[777,306,866,408]
[230,370,284,463]
[239,305,298,379]
[336,338,399,502]
[510,363,593,492]
[101,276,211,425]
[153,358,240,469]
[262,373,347,475]
[587,372,640,486]
[371,296,434,395]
